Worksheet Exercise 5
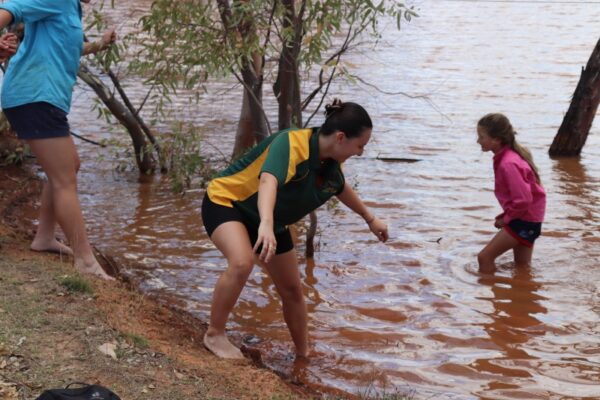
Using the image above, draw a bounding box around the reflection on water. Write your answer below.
[552,157,599,228]
[474,268,549,397]
[11,0,600,398]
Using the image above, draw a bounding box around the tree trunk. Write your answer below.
[105,69,166,172]
[273,0,318,257]
[218,0,268,159]
[78,63,156,173]
[232,58,268,159]
[83,33,165,172]
[274,0,304,130]
[233,93,257,159]
[549,37,600,156]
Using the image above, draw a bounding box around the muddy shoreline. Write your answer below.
[0,161,319,400]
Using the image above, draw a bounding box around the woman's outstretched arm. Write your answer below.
[336,184,389,242]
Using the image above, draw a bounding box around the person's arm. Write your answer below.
[82,29,116,56]
[0,2,63,26]
[336,184,389,242]
[0,9,14,29]
[255,132,302,262]
[254,172,278,263]
[0,9,17,61]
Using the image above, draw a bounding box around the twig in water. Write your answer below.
[70,131,106,147]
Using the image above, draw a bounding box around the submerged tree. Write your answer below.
[78,61,157,173]
[549,36,600,157]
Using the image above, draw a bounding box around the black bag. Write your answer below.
[35,383,121,400]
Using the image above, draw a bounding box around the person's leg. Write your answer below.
[31,139,80,255]
[204,221,255,359]
[513,244,533,269]
[264,248,308,357]
[26,137,112,280]
[30,181,73,255]
[478,229,519,273]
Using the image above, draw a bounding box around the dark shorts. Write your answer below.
[3,102,70,140]
[504,219,542,248]
[201,193,294,255]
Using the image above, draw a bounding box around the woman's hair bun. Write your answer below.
[324,98,344,118]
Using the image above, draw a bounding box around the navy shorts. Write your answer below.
[505,219,542,248]
[3,102,70,140]
[201,193,294,255]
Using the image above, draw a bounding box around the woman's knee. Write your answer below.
[227,256,254,282]
[279,281,304,304]
[48,171,77,191]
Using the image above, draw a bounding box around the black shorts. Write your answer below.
[505,219,542,248]
[3,102,71,140]
[201,193,294,255]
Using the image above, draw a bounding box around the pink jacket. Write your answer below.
[493,146,546,224]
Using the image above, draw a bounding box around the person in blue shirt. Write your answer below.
[0,0,115,280]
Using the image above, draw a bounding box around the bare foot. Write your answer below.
[74,259,115,281]
[204,332,244,359]
[30,239,73,256]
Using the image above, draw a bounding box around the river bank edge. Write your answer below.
[0,161,316,400]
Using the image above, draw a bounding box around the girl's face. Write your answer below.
[477,125,502,153]
[332,128,372,163]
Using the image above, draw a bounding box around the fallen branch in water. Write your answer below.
[375,156,421,163]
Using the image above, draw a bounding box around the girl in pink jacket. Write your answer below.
[476,113,546,273]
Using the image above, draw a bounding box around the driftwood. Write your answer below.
[375,156,421,163]
[549,37,600,156]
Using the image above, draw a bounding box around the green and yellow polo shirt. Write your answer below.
[207,128,345,233]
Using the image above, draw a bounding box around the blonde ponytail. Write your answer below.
[512,140,541,184]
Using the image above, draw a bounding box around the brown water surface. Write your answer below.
[23,0,600,398]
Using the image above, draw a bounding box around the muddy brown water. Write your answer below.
[9,0,600,398]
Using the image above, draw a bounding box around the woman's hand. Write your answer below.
[254,220,277,264]
[367,217,388,242]
[494,218,504,229]
[82,29,118,56]
[100,29,117,50]
[0,32,17,61]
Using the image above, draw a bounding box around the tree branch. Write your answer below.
[303,26,354,127]
[350,74,451,122]
[232,69,272,135]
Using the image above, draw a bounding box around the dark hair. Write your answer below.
[320,98,372,138]
[478,113,541,184]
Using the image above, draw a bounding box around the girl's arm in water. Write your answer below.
[255,172,278,263]
[336,184,389,242]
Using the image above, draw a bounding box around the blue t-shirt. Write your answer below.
[0,0,83,113]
